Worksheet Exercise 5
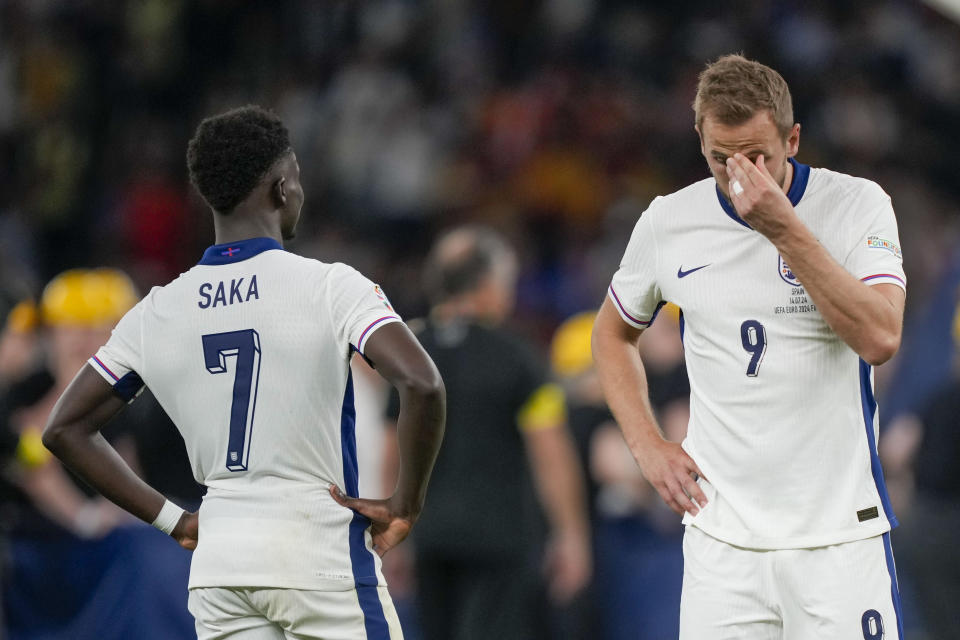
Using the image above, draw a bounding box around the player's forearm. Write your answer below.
[770,222,903,365]
[42,427,166,525]
[42,364,168,526]
[591,314,665,460]
[380,420,400,499]
[525,426,589,540]
[364,323,447,518]
[392,380,446,519]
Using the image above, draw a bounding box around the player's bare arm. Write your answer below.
[330,321,445,557]
[592,297,707,516]
[727,152,904,365]
[41,365,199,550]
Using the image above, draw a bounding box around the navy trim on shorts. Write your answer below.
[882,532,905,639]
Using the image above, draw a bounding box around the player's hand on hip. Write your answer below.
[637,440,707,517]
[329,485,413,557]
[726,153,795,240]
[171,511,199,551]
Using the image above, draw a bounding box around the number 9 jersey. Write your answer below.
[608,159,906,550]
[88,237,402,591]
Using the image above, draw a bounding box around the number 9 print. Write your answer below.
[861,609,884,639]
[740,320,767,377]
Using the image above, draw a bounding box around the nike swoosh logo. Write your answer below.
[677,264,710,278]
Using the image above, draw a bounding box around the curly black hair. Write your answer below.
[186,105,291,214]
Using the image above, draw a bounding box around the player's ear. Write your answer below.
[271,177,287,209]
[786,123,800,158]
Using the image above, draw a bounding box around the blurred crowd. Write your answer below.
[1,1,959,639]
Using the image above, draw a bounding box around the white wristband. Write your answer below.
[151,499,185,535]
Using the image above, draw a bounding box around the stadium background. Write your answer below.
[1,1,959,638]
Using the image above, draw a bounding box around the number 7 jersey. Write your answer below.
[89,237,401,590]
[609,160,906,550]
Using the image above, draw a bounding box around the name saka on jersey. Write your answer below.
[197,276,260,308]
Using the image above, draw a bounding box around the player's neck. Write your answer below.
[213,209,284,247]
[780,159,794,194]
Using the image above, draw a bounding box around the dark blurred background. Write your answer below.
[1,1,959,638]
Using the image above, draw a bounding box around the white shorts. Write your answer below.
[679,525,904,640]
[188,586,404,640]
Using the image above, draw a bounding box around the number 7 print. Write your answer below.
[202,329,262,471]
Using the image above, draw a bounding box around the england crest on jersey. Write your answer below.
[778,255,801,286]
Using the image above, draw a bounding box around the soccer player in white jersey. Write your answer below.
[592,55,907,639]
[42,106,446,640]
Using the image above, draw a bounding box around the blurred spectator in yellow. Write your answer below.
[383,226,590,640]
[552,306,687,640]
[1,268,197,639]
[6,269,138,538]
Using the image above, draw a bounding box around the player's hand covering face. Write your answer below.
[724,153,798,239]
[698,110,799,204]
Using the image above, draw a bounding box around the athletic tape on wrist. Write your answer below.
[151,499,185,535]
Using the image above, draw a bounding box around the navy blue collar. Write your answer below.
[198,237,283,265]
[715,157,810,229]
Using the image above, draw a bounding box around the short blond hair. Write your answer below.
[693,54,794,137]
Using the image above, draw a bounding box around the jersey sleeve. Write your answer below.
[327,264,402,355]
[843,183,906,291]
[88,301,147,402]
[608,201,664,329]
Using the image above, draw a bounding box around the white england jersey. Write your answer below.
[89,237,402,590]
[609,160,906,549]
